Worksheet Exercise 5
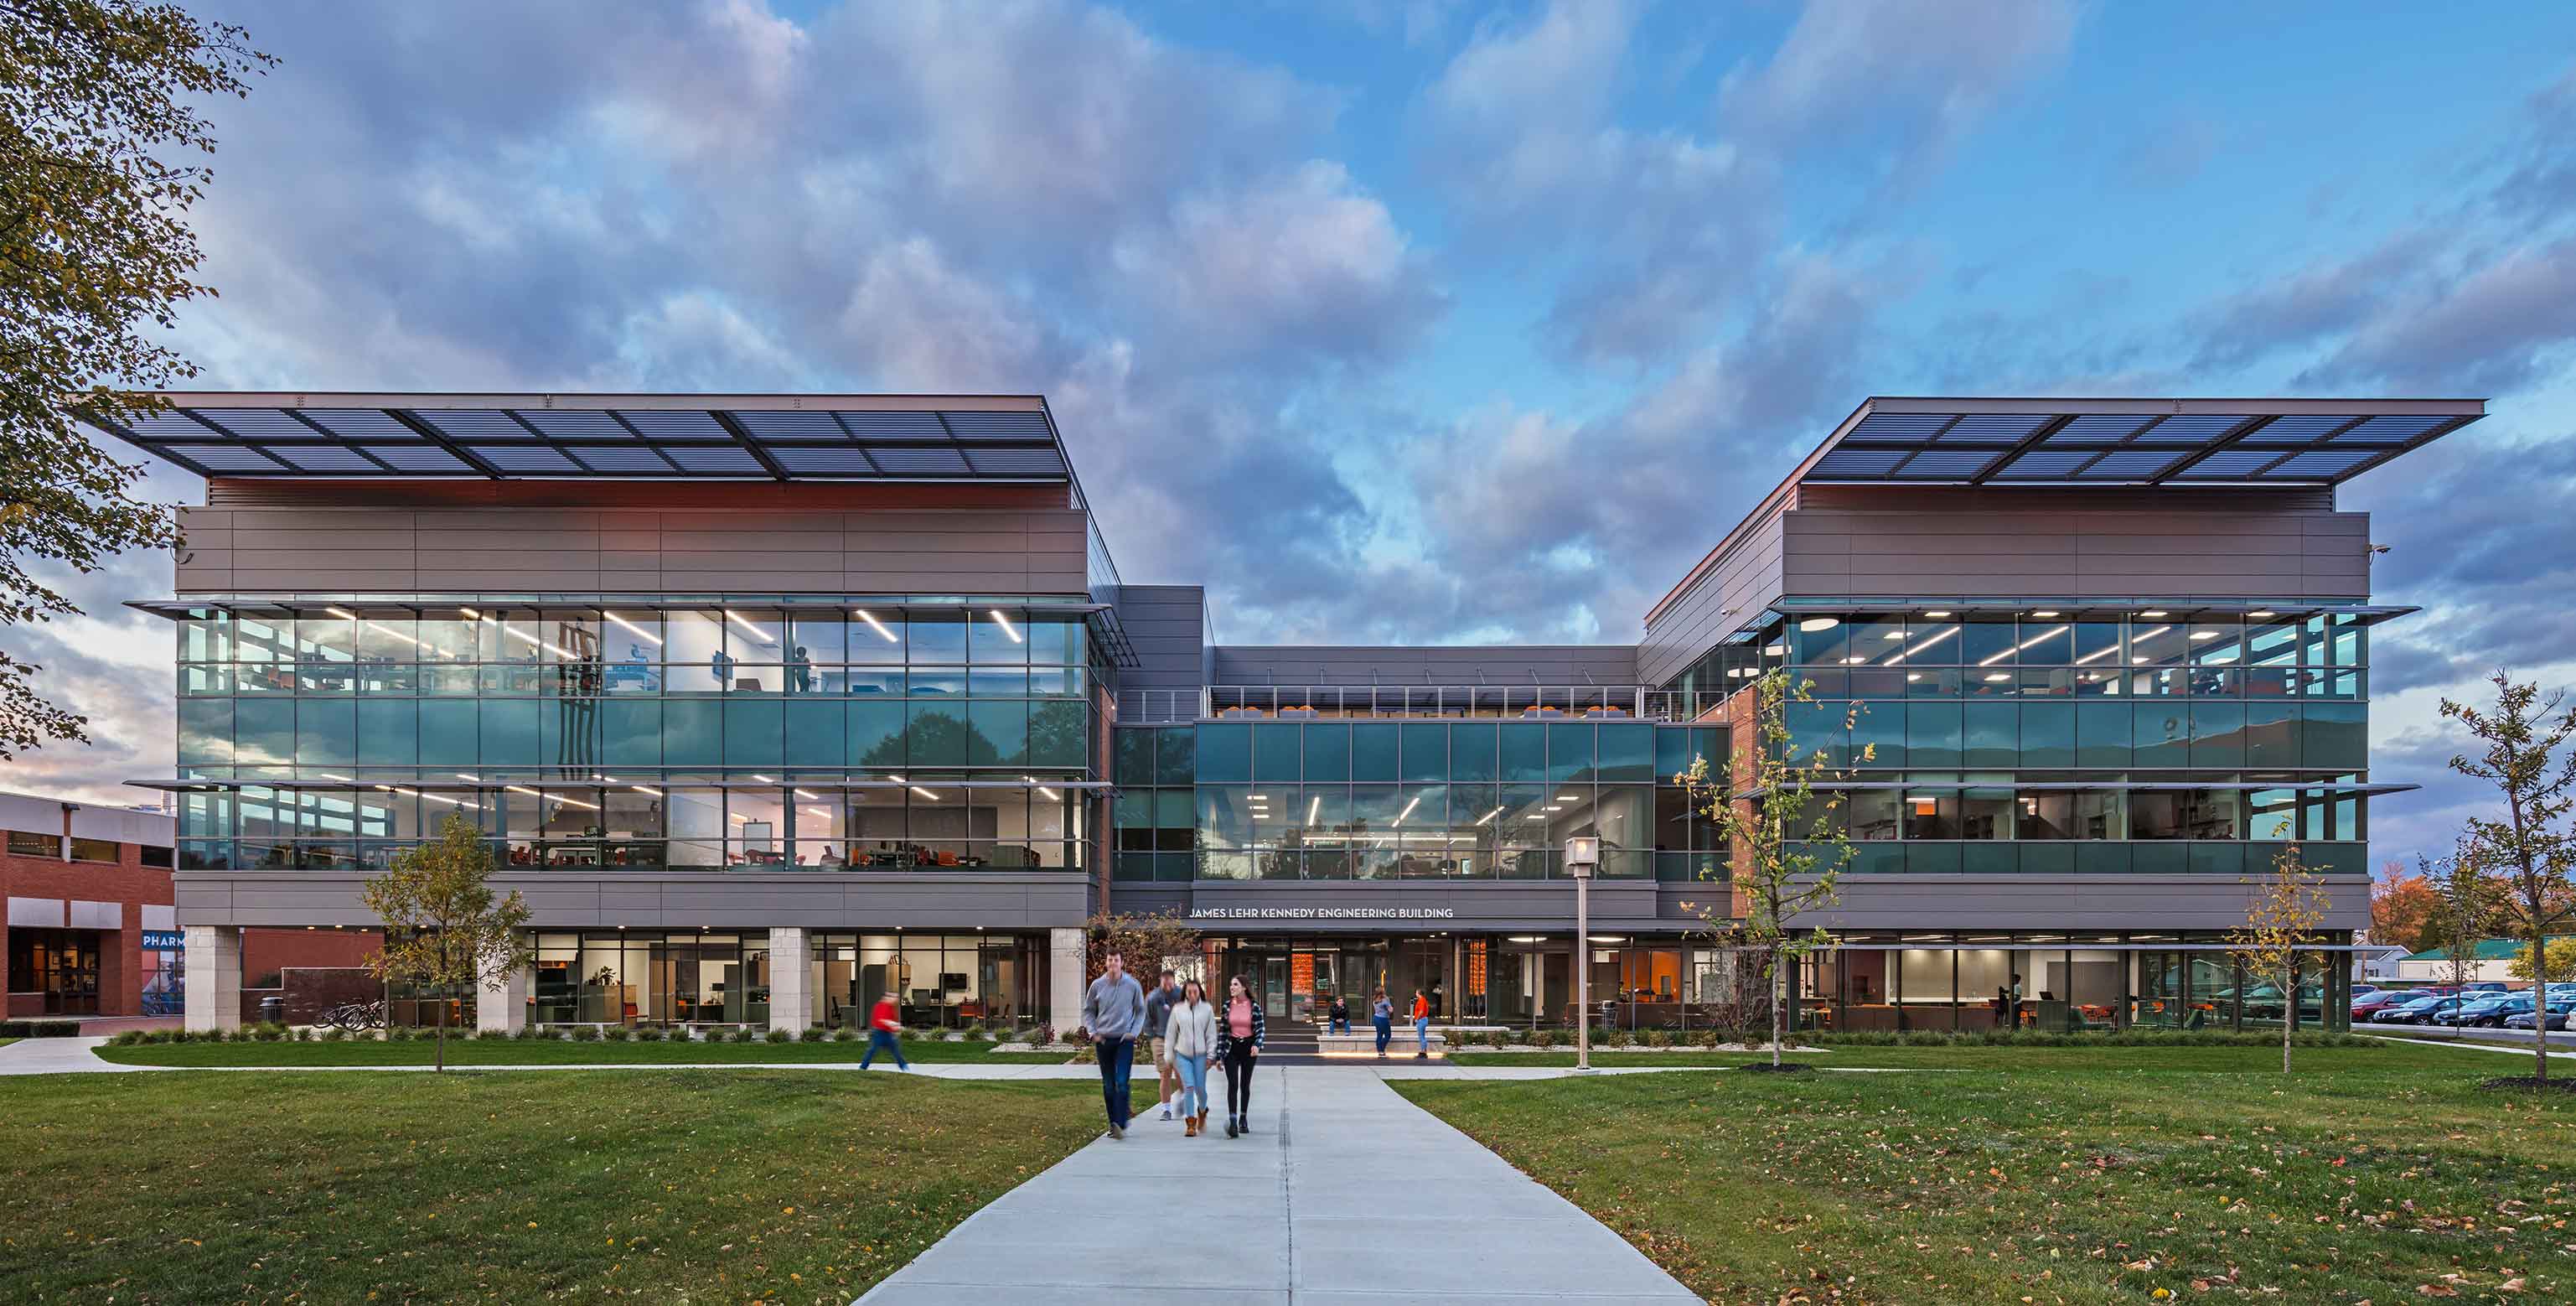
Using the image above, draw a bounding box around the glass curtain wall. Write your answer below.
[1192,721,1724,881]
[1714,610,2376,876]
[174,782,1084,873]
[171,604,1094,780]
[807,932,1045,1031]
[530,931,772,1026]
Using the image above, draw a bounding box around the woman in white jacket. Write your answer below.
[1165,978,1217,1136]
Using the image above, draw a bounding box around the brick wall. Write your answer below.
[0,837,174,1018]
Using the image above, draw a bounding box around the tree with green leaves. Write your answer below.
[2227,845,2330,1074]
[1,1,267,757]
[2441,671,2576,1086]
[1679,669,1864,1068]
[360,812,535,1070]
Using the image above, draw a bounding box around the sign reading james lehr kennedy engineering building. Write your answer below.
[1190,906,1459,920]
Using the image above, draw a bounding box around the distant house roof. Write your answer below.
[2401,938,2527,961]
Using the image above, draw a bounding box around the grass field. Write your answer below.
[1399,1043,2576,1303]
[96,1036,1075,1068]
[1449,1039,2502,1073]
[0,1070,1120,1302]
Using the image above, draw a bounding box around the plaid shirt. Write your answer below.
[1214,995,1265,1058]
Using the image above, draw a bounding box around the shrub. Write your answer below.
[766,1028,794,1044]
[255,1022,287,1042]
[799,1026,827,1043]
[727,1027,755,1043]
[322,1028,347,1042]
[634,1025,665,1042]
[830,1026,859,1042]
[965,1020,985,1035]
[294,1027,313,1041]
[473,1028,506,1041]
[1037,1024,1057,1046]
[0,1019,82,1039]
[569,1024,602,1042]
[603,1025,632,1042]
[1530,1029,1557,1049]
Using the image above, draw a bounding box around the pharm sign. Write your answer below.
[141,930,184,951]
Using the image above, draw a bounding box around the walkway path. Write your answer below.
[856,1063,1698,1304]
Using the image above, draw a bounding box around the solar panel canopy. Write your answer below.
[1801,397,2484,487]
[82,394,1076,484]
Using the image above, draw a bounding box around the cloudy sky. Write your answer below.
[12,0,2576,873]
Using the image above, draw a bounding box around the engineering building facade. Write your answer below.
[91,393,2480,1037]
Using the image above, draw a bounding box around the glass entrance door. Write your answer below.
[1262,957,1289,1019]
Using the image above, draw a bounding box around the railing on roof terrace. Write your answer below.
[1110,686,1732,723]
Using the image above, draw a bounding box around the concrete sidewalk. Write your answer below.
[857,1064,1699,1304]
[0,1036,151,1075]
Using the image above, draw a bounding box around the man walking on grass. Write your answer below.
[1144,969,1181,1122]
[1083,951,1146,1139]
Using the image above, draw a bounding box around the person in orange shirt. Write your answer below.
[1410,988,1431,1060]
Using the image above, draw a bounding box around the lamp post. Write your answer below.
[1565,835,1599,1073]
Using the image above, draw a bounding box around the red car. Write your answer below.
[2351,991,2414,1019]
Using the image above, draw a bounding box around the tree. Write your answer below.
[2442,671,2576,1085]
[1680,669,1864,1068]
[2426,842,2497,994]
[2369,862,2443,954]
[1077,910,1203,1032]
[2227,846,2330,1074]
[2507,938,2576,985]
[360,812,535,1071]
[1,2,269,757]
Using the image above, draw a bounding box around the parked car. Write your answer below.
[2374,994,2465,1025]
[2504,1000,2576,1032]
[2461,982,2509,994]
[2436,995,2532,1028]
[2351,991,2414,1019]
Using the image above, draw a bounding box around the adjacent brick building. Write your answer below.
[2,790,178,1019]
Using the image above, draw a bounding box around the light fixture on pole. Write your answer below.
[1565,835,1600,1073]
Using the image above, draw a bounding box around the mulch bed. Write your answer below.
[2480,1075,2576,1093]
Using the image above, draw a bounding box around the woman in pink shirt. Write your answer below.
[1214,975,1265,1138]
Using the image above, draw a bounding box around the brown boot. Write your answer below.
[1194,1110,1208,1132]
[1185,1115,1198,1137]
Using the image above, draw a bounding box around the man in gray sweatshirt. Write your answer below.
[1083,951,1147,1138]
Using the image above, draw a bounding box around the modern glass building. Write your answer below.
[92,392,2481,1037]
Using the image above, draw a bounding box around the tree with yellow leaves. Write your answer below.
[2227,845,2330,1075]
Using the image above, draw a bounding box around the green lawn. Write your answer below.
[96,1036,1074,1067]
[1400,1044,2576,1303]
[1451,1040,2492,1073]
[0,1070,1115,1302]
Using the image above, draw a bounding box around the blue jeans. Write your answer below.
[1174,1052,1208,1117]
[1330,1016,1350,1033]
[1096,1036,1135,1128]
[1415,1015,1430,1052]
[861,1029,907,1069]
[1373,1017,1391,1053]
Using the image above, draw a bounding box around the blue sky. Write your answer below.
[14,0,2576,876]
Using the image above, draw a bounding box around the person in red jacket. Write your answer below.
[861,991,908,1071]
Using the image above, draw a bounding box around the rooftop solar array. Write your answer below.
[1800,400,2484,487]
[83,396,1076,484]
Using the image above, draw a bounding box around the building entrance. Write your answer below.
[8,928,102,1016]
[1208,935,1470,1024]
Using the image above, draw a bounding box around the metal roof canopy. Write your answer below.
[1802,396,2485,487]
[79,391,1087,492]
